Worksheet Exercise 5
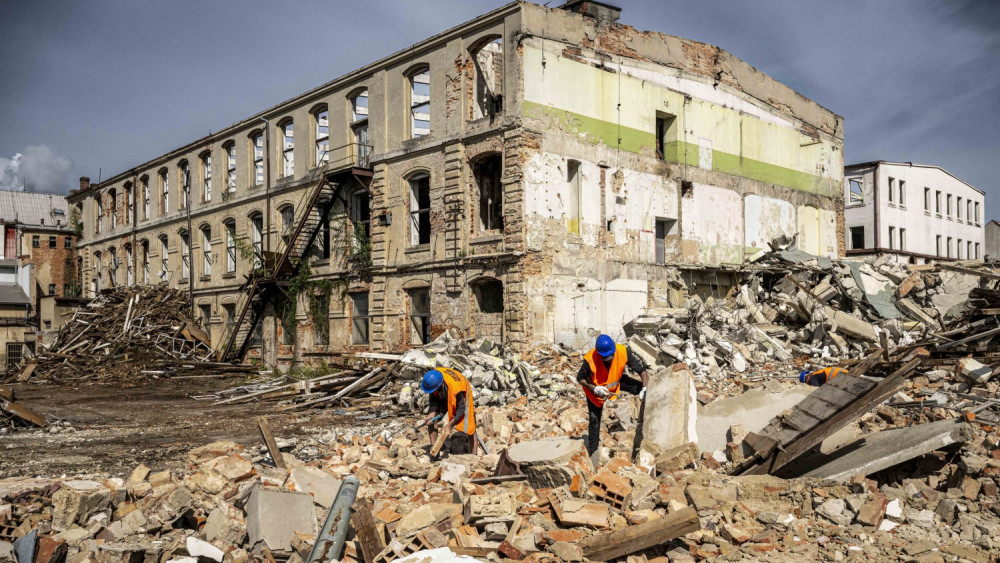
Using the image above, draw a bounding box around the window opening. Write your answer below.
[409,68,430,138]
[473,154,503,232]
[280,121,294,177]
[567,160,581,235]
[315,108,329,165]
[409,288,431,345]
[351,292,369,345]
[408,174,430,245]
[472,37,503,120]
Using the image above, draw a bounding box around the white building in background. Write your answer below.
[843,161,984,264]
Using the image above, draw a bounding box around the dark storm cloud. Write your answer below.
[0,1,996,219]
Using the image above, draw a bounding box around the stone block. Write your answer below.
[51,480,113,531]
[506,438,589,489]
[187,441,244,465]
[285,466,342,508]
[464,493,515,523]
[633,364,697,456]
[653,443,699,474]
[205,455,254,483]
[854,493,886,527]
[395,503,461,538]
[204,501,246,547]
[549,487,611,529]
[245,487,316,552]
[142,485,194,531]
[148,471,172,488]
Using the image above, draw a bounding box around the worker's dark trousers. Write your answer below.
[585,374,643,455]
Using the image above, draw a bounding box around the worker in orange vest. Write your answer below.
[577,334,648,457]
[420,367,477,455]
[799,366,848,387]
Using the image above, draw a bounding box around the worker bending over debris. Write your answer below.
[420,367,478,455]
[578,334,648,458]
[799,366,848,387]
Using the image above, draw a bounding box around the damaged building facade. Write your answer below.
[68,0,844,364]
[844,161,985,264]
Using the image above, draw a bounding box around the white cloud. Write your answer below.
[0,145,72,193]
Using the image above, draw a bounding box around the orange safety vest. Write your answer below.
[437,367,476,435]
[582,344,627,408]
[812,367,848,382]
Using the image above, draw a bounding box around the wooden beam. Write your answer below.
[257,416,286,470]
[743,358,921,476]
[578,506,700,561]
[350,500,383,563]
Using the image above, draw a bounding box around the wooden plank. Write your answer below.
[579,506,700,561]
[16,363,35,383]
[0,385,12,401]
[256,416,286,470]
[826,375,876,397]
[781,409,824,433]
[809,384,863,408]
[351,500,383,563]
[794,396,842,420]
[936,327,1000,350]
[742,358,921,476]
[429,417,451,457]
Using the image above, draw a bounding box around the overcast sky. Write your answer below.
[1,1,998,217]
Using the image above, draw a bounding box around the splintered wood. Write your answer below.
[9,286,252,384]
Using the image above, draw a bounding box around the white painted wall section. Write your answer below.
[681,184,743,265]
[744,195,796,252]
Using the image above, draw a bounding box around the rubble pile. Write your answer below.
[8,286,253,384]
[394,331,578,407]
[2,387,999,562]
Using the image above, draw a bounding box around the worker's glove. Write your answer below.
[593,386,611,398]
[639,387,647,401]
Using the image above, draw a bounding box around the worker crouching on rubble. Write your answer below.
[799,366,848,387]
[578,334,648,458]
[420,367,478,455]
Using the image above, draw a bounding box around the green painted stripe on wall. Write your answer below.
[523,101,841,196]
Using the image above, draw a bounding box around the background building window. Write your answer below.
[473,154,503,232]
[350,90,370,167]
[141,240,149,283]
[201,226,212,277]
[142,176,150,219]
[280,120,294,177]
[471,36,503,120]
[351,292,369,345]
[280,205,295,241]
[32,235,39,248]
[409,288,430,345]
[923,187,930,211]
[408,173,430,245]
[48,236,56,248]
[408,67,430,138]
[251,133,264,185]
[201,152,212,202]
[225,221,237,273]
[314,107,329,166]
[179,161,190,209]
[109,188,118,228]
[125,244,133,285]
[250,213,263,267]
[226,143,236,192]
[180,231,190,279]
[158,236,169,280]
[887,178,895,203]
[350,190,370,247]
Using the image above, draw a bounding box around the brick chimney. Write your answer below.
[560,1,621,24]
[79,177,91,191]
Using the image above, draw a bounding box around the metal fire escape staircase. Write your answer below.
[218,161,373,362]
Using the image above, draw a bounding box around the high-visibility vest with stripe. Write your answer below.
[438,367,476,435]
[582,344,627,407]
[809,366,848,386]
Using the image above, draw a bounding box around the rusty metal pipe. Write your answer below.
[306,474,359,563]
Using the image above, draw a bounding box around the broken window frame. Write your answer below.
[848,179,864,205]
[179,161,190,210]
[141,240,149,284]
[109,188,118,228]
[201,151,212,202]
[470,36,504,121]
[95,194,102,234]
[225,220,237,274]
[158,236,168,280]
[225,142,237,192]
[350,190,370,249]
[94,251,102,291]
[6,343,22,371]
[472,278,504,314]
[250,213,264,268]
[142,176,150,220]
[64,237,72,249]
[408,173,431,246]
[655,112,678,161]
[125,183,133,224]
[314,107,329,166]
[655,218,676,265]
[280,120,294,178]
[566,159,582,235]
[473,153,504,233]
[408,66,431,138]
[279,205,295,242]
[108,247,118,287]
[201,226,212,277]
[850,226,865,250]
[180,231,190,280]
[351,292,370,346]
[408,288,431,345]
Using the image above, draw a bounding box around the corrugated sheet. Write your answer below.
[0,190,70,229]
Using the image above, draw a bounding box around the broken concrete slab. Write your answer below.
[244,487,316,552]
[284,465,342,508]
[799,419,975,481]
[50,480,112,531]
[824,306,877,342]
[185,537,223,562]
[505,437,589,489]
[633,364,697,456]
[696,387,813,454]
[959,357,992,383]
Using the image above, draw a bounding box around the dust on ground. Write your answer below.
[1,377,378,479]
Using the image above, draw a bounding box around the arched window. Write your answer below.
[108,247,118,286]
[407,172,430,246]
[200,151,212,202]
[408,66,430,138]
[124,244,134,286]
[224,142,236,193]
[224,220,237,273]
[470,36,503,120]
[124,182,133,225]
[279,119,294,177]
[279,205,295,240]
[249,212,264,268]
[158,235,169,281]
[178,160,190,209]
[472,153,503,232]
[109,188,118,229]
[140,175,150,220]
[140,240,150,284]
[313,106,329,166]
[349,89,370,167]
[200,225,212,277]
[159,168,169,214]
[179,230,190,279]
[93,250,103,292]
[95,193,103,234]
[250,132,264,186]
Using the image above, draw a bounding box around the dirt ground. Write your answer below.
[1,377,374,479]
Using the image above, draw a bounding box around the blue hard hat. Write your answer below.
[595,334,616,359]
[420,370,444,394]
[799,370,811,383]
